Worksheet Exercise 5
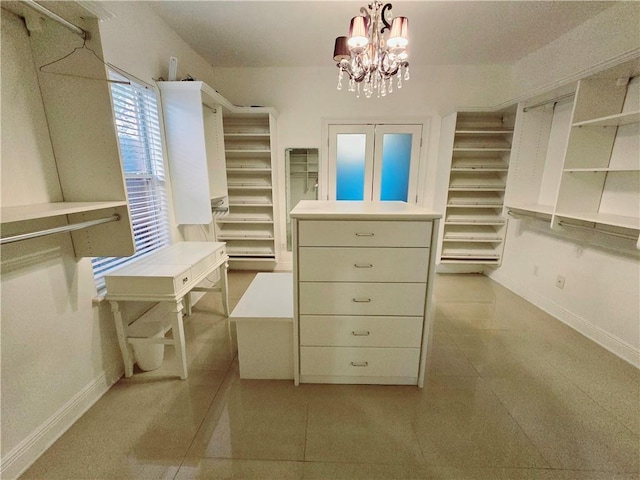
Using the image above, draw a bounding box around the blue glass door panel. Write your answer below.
[379,133,412,201]
[336,133,367,200]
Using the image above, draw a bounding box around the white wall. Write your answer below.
[0,4,222,478]
[208,64,512,266]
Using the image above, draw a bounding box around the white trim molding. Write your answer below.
[0,365,123,480]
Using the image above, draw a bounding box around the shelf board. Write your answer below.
[451,167,508,172]
[443,237,503,243]
[447,203,504,208]
[554,212,640,230]
[227,252,276,257]
[563,168,640,173]
[455,129,513,134]
[227,168,272,173]
[216,218,273,224]
[440,258,501,264]
[1,201,127,224]
[224,133,270,137]
[445,220,506,226]
[453,147,511,152]
[218,236,274,241]
[228,202,273,207]
[505,204,554,216]
[227,185,273,190]
[572,110,640,128]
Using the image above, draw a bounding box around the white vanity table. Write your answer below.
[290,201,441,387]
[105,242,229,379]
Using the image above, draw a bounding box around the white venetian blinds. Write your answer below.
[91,71,171,290]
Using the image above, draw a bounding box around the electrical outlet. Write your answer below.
[556,275,565,289]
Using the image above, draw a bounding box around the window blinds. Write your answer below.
[91,71,171,290]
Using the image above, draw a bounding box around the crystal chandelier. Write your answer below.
[333,1,410,98]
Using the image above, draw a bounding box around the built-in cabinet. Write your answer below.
[439,108,516,265]
[0,16,134,257]
[291,200,441,387]
[157,81,228,225]
[217,111,279,267]
[506,58,640,249]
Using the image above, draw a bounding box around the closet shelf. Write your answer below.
[226,167,272,173]
[447,203,503,208]
[505,203,554,216]
[453,147,512,152]
[572,110,640,128]
[455,129,513,134]
[218,235,275,240]
[563,167,640,173]
[1,201,127,224]
[228,202,273,207]
[443,236,503,243]
[227,185,273,190]
[224,133,271,138]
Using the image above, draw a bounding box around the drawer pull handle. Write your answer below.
[354,263,373,268]
[355,233,375,237]
[182,277,189,284]
[351,330,370,336]
[350,361,369,367]
[352,298,371,303]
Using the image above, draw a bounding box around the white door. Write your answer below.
[327,124,422,202]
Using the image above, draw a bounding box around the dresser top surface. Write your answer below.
[290,201,441,220]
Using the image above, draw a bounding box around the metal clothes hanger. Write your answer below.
[38,37,130,85]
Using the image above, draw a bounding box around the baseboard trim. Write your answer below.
[0,364,123,480]
[486,270,640,369]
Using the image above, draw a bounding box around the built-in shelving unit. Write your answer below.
[0,21,134,257]
[505,58,640,249]
[216,112,278,267]
[440,109,516,265]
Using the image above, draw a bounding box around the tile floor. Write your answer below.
[21,272,639,480]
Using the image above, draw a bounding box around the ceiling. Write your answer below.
[147,1,615,68]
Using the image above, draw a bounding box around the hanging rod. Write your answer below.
[507,210,550,219]
[523,93,575,112]
[557,221,637,241]
[21,0,88,39]
[1,214,120,245]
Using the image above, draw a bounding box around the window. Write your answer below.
[91,71,171,290]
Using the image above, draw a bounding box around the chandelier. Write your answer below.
[333,1,410,98]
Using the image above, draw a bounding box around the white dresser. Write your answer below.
[290,201,441,387]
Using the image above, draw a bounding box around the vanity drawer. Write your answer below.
[190,245,227,278]
[298,247,429,282]
[299,282,426,316]
[300,346,420,378]
[299,315,423,348]
[298,220,431,247]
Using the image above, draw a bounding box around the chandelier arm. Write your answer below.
[380,3,393,33]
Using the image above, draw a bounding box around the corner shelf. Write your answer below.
[505,58,640,250]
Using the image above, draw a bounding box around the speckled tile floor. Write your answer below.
[21,272,639,480]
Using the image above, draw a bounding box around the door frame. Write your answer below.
[321,117,431,204]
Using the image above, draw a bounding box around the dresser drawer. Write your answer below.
[300,315,423,347]
[299,282,426,316]
[300,346,420,378]
[298,247,429,282]
[298,220,431,247]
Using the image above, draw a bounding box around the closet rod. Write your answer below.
[1,214,120,245]
[507,210,549,219]
[558,221,637,241]
[21,0,87,39]
[523,93,575,112]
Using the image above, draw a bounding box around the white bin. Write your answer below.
[129,317,167,371]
